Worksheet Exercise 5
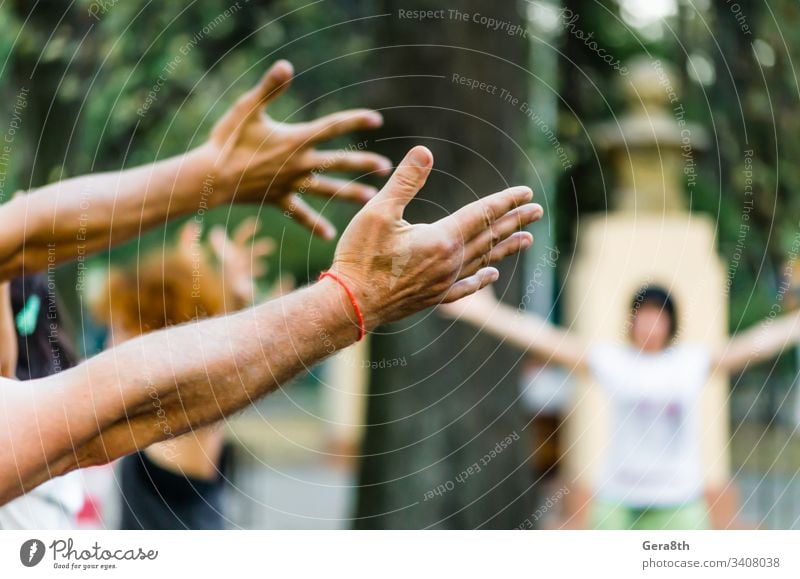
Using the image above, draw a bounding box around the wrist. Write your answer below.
[171,145,229,212]
[307,277,367,348]
[323,267,383,332]
[317,272,367,340]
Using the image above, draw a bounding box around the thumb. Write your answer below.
[371,146,433,218]
[236,60,294,119]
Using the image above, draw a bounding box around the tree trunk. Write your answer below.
[355,0,535,529]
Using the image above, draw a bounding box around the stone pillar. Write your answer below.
[561,58,731,525]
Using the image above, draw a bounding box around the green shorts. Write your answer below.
[591,499,710,530]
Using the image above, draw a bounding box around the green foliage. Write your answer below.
[3,0,376,281]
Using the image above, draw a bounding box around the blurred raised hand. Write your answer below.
[209,218,281,308]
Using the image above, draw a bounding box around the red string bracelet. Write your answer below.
[319,271,366,341]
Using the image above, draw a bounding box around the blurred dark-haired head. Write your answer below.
[629,285,678,352]
[11,274,77,380]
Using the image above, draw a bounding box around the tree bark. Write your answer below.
[355,0,535,529]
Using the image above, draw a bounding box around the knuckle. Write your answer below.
[432,237,455,256]
[394,172,419,192]
[480,209,492,230]
[444,238,461,256]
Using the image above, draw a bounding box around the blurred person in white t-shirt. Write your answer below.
[441,284,800,529]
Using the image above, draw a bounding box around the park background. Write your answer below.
[1,0,799,529]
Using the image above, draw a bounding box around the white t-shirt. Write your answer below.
[587,342,711,508]
[0,472,84,529]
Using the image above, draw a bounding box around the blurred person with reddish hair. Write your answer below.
[91,219,282,529]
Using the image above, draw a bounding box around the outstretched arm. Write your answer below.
[715,310,800,373]
[0,60,390,282]
[439,286,588,372]
[0,281,16,378]
[0,146,543,504]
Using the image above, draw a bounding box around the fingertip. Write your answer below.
[381,146,433,206]
[483,267,500,283]
[320,225,337,241]
[364,111,384,128]
[375,157,393,176]
[271,59,294,82]
[517,186,534,202]
[500,186,533,205]
[406,145,433,168]
[360,185,379,202]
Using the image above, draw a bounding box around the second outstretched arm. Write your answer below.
[715,310,800,373]
[439,287,587,372]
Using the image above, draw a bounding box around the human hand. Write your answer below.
[327,146,543,330]
[209,217,274,307]
[201,60,392,240]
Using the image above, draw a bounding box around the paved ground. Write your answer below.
[223,381,357,529]
[226,463,355,529]
[163,386,800,529]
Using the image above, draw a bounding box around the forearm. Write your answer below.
[0,282,16,377]
[0,147,217,282]
[718,311,800,372]
[1,277,360,501]
[461,301,586,371]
